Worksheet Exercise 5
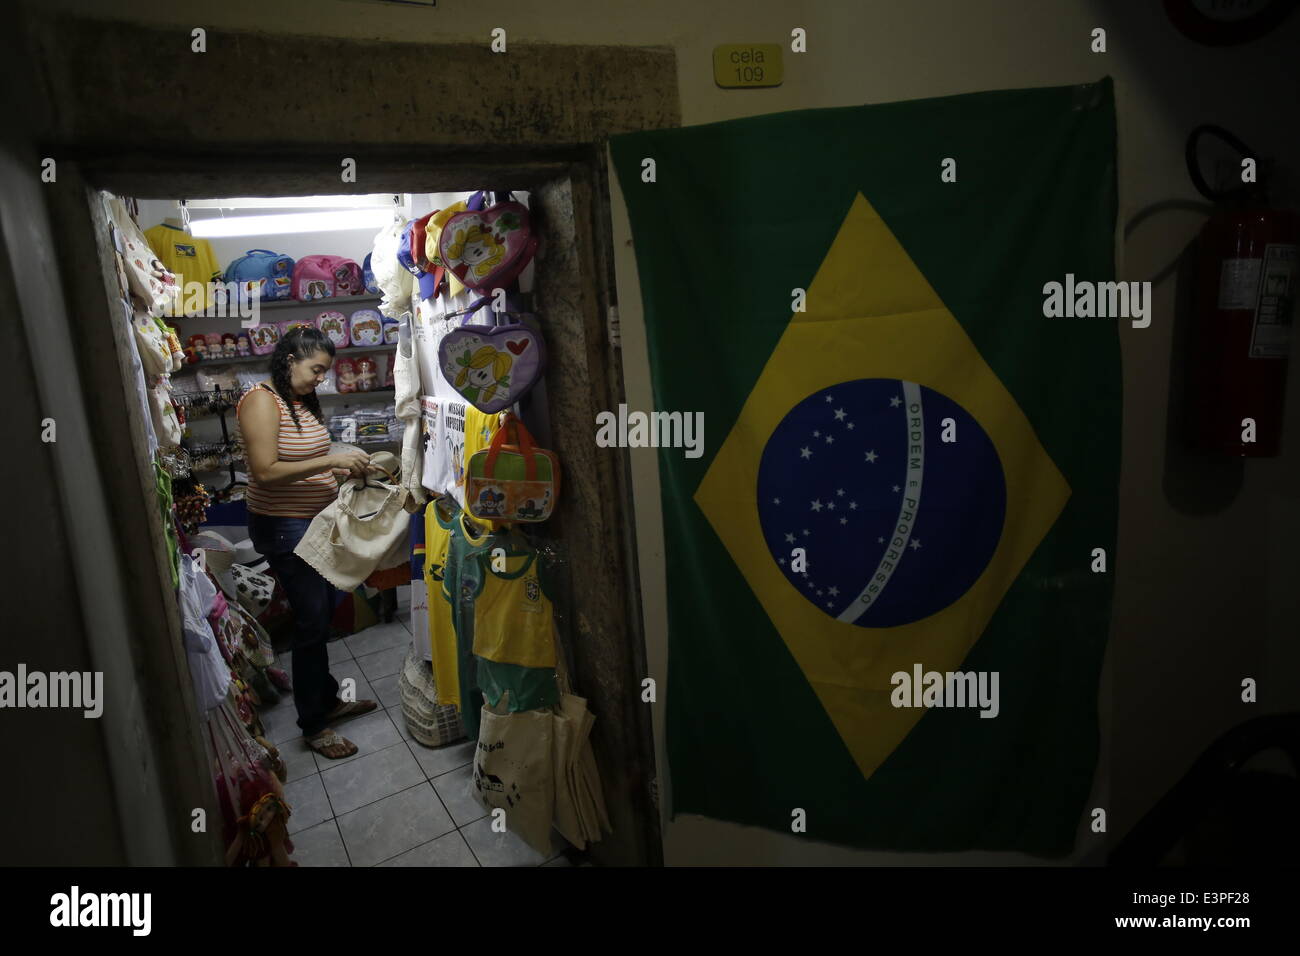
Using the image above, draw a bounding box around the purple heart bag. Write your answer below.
[438,300,546,414]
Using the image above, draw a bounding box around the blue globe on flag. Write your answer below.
[756,378,1007,628]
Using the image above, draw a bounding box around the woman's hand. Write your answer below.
[331,449,371,478]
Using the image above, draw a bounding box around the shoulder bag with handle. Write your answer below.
[437,295,546,414]
[438,191,539,293]
[465,413,559,523]
[293,452,411,591]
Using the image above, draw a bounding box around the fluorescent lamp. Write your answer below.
[185,194,401,210]
[189,208,392,238]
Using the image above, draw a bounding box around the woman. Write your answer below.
[236,326,378,759]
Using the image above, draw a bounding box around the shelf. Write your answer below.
[320,388,396,402]
[175,294,383,319]
[174,343,398,371]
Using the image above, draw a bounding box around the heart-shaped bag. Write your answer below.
[438,191,539,292]
[438,301,546,414]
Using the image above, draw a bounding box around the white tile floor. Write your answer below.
[263,588,573,867]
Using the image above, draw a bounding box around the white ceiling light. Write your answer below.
[185,194,402,210]
[189,208,392,238]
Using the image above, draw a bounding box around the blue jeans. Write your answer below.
[247,513,341,737]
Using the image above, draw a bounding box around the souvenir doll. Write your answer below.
[335,358,358,395]
[222,333,238,358]
[237,335,251,357]
[356,356,377,392]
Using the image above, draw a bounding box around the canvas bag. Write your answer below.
[294,452,410,591]
[472,693,556,855]
[465,413,559,522]
[549,633,612,850]
[438,191,538,293]
[470,618,610,854]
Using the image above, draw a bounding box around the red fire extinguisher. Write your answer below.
[1186,125,1299,458]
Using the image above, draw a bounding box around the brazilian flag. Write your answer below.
[610,79,1120,855]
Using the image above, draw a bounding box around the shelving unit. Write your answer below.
[176,293,383,319]
[320,387,396,402]
[175,343,397,370]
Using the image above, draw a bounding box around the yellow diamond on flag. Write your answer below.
[693,192,1071,782]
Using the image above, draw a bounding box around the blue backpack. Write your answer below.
[224,249,296,302]
[362,253,381,295]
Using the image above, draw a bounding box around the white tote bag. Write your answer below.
[549,627,612,848]
[471,693,555,855]
[294,453,409,591]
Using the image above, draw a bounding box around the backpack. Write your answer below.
[223,249,296,302]
[362,253,382,295]
[438,191,538,293]
[292,255,364,301]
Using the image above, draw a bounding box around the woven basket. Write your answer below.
[398,645,465,748]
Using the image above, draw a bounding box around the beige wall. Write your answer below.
[31,0,1300,864]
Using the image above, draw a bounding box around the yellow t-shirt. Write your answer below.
[423,499,460,708]
[144,224,224,312]
[471,551,556,670]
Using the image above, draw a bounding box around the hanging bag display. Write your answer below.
[438,191,539,292]
[438,298,546,414]
[465,413,559,522]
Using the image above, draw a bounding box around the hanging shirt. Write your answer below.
[178,555,232,715]
[471,549,556,669]
[409,509,431,663]
[143,223,224,311]
[423,497,460,705]
[236,383,337,517]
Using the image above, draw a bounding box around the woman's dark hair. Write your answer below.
[268,327,336,431]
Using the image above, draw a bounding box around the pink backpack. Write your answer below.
[292,255,364,301]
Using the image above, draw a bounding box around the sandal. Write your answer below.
[305,730,357,760]
[327,698,378,723]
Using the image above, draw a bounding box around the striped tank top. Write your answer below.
[236,383,338,517]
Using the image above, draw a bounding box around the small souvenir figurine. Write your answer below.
[222,333,238,358]
[205,333,223,357]
[383,355,395,389]
[335,358,358,394]
[189,334,208,361]
[356,356,377,392]
[237,335,251,357]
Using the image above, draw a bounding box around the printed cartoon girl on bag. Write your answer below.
[446,224,507,280]
[452,345,512,405]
